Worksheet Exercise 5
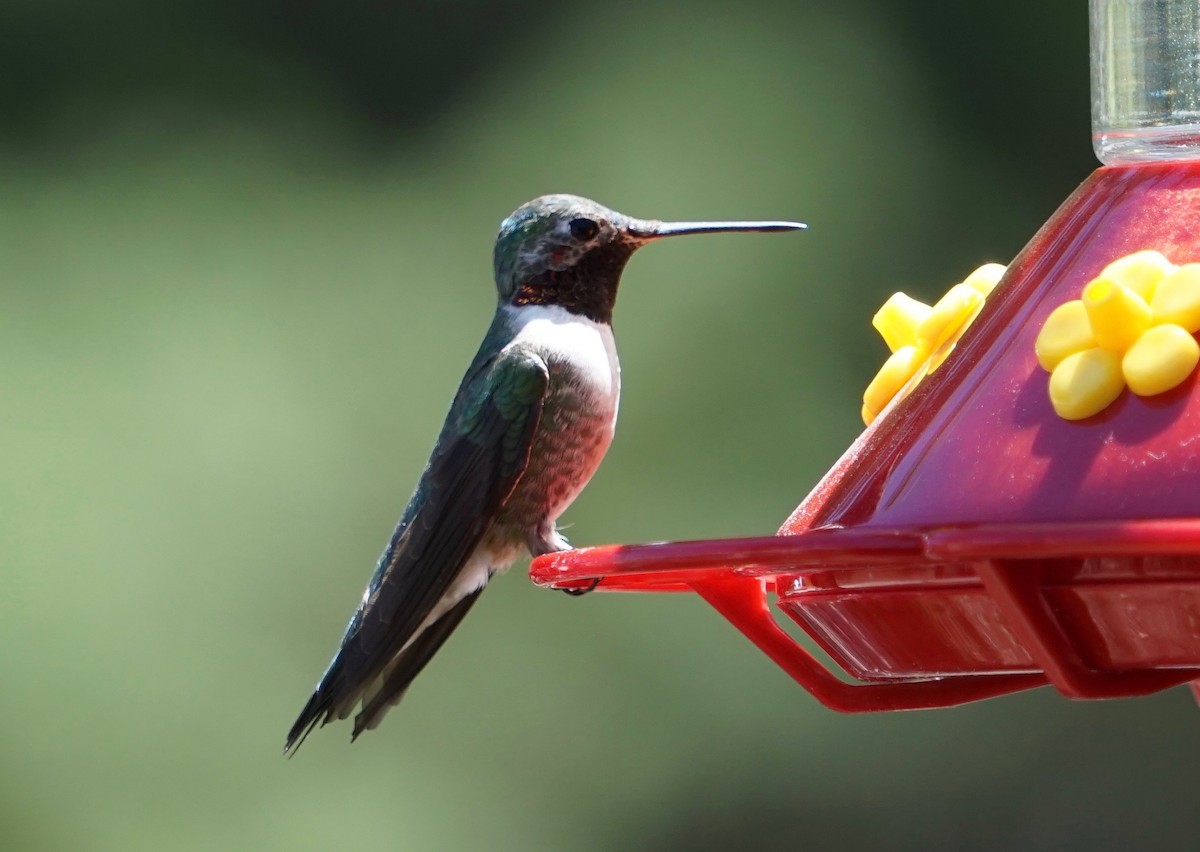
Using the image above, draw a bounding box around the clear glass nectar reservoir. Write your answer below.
[1092,0,1200,163]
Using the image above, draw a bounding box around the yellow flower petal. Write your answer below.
[961,263,1007,297]
[872,293,932,353]
[1098,249,1175,302]
[916,284,984,354]
[862,345,924,424]
[1122,324,1200,396]
[1150,263,1200,333]
[1035,300,1095,371]
[1048,348,1124,420]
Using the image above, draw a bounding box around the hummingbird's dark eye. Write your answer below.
[568,217,600,241]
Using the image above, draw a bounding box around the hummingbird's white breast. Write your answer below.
[496,303,621,537]
[503,304,620,412]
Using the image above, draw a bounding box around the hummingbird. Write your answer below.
[285,194,804,753]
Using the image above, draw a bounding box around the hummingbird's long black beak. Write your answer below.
[626,218,806,241]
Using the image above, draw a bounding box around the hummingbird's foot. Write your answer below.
[527,525,595,593]
[561,577,600,596]
[528,526,571,556]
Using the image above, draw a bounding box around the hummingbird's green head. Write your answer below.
[493,194,805,324]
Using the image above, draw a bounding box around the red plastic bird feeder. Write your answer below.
[530,0,1200,711]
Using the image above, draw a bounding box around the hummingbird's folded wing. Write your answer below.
[286,347,549,753]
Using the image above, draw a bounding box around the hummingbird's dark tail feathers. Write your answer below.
[285,655,363,755]
[286,589,485,753]
[284,679,339,756]
[351,589,483,739]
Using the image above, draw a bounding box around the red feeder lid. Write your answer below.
[532,163,1200,712]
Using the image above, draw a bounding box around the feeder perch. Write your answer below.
[530,0,1200,711]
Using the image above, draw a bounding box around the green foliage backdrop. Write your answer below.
[3,2,1198,849]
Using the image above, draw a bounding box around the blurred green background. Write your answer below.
[4,1,1199,850]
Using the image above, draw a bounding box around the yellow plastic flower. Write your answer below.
[1034,250,1200,420]
[862,263,1006,425]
